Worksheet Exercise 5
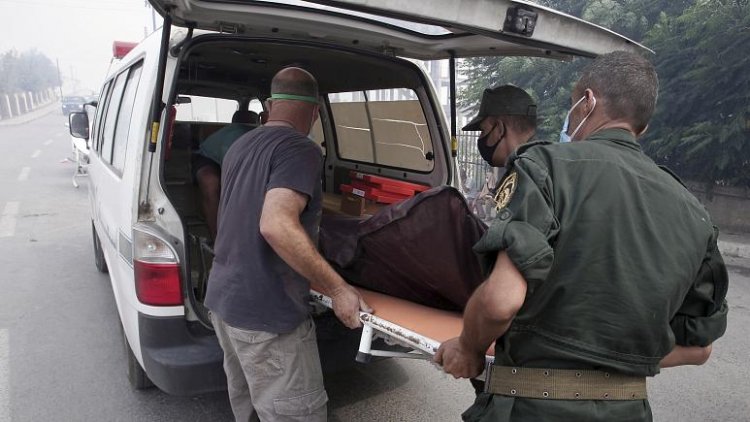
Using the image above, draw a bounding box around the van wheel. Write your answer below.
[124,330,154,390]
[92,222,108,273]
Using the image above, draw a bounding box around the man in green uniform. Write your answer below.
[463,84,537,168]
[462,85,537,221]
[435,51,728,421]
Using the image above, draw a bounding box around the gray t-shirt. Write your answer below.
[205,126,323,333]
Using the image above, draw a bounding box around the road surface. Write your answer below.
[0,113,748,421]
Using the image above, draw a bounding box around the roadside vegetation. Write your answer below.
[460,0,750,187]
[0,49,59,96]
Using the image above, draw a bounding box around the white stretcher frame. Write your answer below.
[71,137,89,188]
[310,289,495,376]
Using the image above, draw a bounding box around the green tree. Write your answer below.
[458,0,671,140]
[459,0,750,186]
[0,49,59,94]
[642,0,750,186]
[0,50,21,94]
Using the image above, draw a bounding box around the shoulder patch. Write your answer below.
[494,170,518,210]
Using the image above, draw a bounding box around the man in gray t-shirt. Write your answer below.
[205,67,369,422]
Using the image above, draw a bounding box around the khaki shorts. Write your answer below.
[211,313,328,422]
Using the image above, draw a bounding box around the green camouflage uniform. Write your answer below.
[464,129,729,422]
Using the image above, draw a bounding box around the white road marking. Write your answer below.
[0,202,19,238]
[31,150,41,159]
[43,139,53,146]
[0,328,8,422]
[17,167,30,182]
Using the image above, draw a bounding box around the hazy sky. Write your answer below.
[0,0,156,94]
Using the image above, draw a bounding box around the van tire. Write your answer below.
[92,222,108,273]
[124,330,154,390]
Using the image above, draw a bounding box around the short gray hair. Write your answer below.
[575,51,658,133]
[270,67,318,98]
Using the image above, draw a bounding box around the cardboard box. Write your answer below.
[340,192,366,216]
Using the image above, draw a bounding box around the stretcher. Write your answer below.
[71,136,89,188]
[310,285,495,372]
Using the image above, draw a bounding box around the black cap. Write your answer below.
[462,85,537,131]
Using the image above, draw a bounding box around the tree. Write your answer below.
[458,0,750,186]
[458,0,670,140]
[642,0,750,186]
[0,49,59,94]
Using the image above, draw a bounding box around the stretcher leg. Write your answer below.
[356,324,374,363]
[71,148,88,188]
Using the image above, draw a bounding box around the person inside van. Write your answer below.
[205,67,370,422]
[193,109,259,239]
[462,84,537,220]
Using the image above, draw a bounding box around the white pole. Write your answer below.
[14,94,22,115]
[2,95,11,119]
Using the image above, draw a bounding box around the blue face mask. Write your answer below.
[559,95,596,143]
[559,115,571,143]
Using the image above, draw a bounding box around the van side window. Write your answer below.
[311,118,325,156]
[100,71,129,164]
[329,88,434,172]
[112,62,144,172]
[174,95,236,122]
[248,98,264,114]
[92,81,112,153]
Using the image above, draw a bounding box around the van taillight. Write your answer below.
[133,228,182,306]
[134,261,182,306]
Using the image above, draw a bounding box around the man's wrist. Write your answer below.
[327,278,348,298]
[458,332,484,356]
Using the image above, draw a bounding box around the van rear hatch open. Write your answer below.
[149,0,651,59]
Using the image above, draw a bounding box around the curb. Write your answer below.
[0,101,60,127]
[718,240,750,260]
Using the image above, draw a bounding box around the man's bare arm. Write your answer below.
[259,187,370,328]
[659,344,713,368]
[435,252,527,378]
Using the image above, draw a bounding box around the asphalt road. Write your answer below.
[0,112,748,421]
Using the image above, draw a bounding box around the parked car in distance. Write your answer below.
[61,96,86,115]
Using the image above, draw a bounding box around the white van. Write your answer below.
[68,0,648,395]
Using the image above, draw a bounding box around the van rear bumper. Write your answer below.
[138,313,226,395]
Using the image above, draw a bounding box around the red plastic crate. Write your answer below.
[340,184,410,204]
[349,180,412,198]
[349,171,429,196]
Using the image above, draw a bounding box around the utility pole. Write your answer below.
[56,58,63,99]
[145,0,156,32]
[70,65,77,93]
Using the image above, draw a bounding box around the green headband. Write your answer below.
[270,93,319,104]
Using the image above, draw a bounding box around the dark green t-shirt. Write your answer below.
[197,122,255,165]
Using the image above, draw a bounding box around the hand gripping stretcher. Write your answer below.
[310,285,494,374]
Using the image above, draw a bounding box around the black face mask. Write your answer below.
[477,125,500,165]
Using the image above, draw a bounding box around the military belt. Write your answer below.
[486,366,647,401]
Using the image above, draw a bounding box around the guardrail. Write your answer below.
[0,88,58,120]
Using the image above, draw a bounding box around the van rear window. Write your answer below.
[329,89,434,172]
